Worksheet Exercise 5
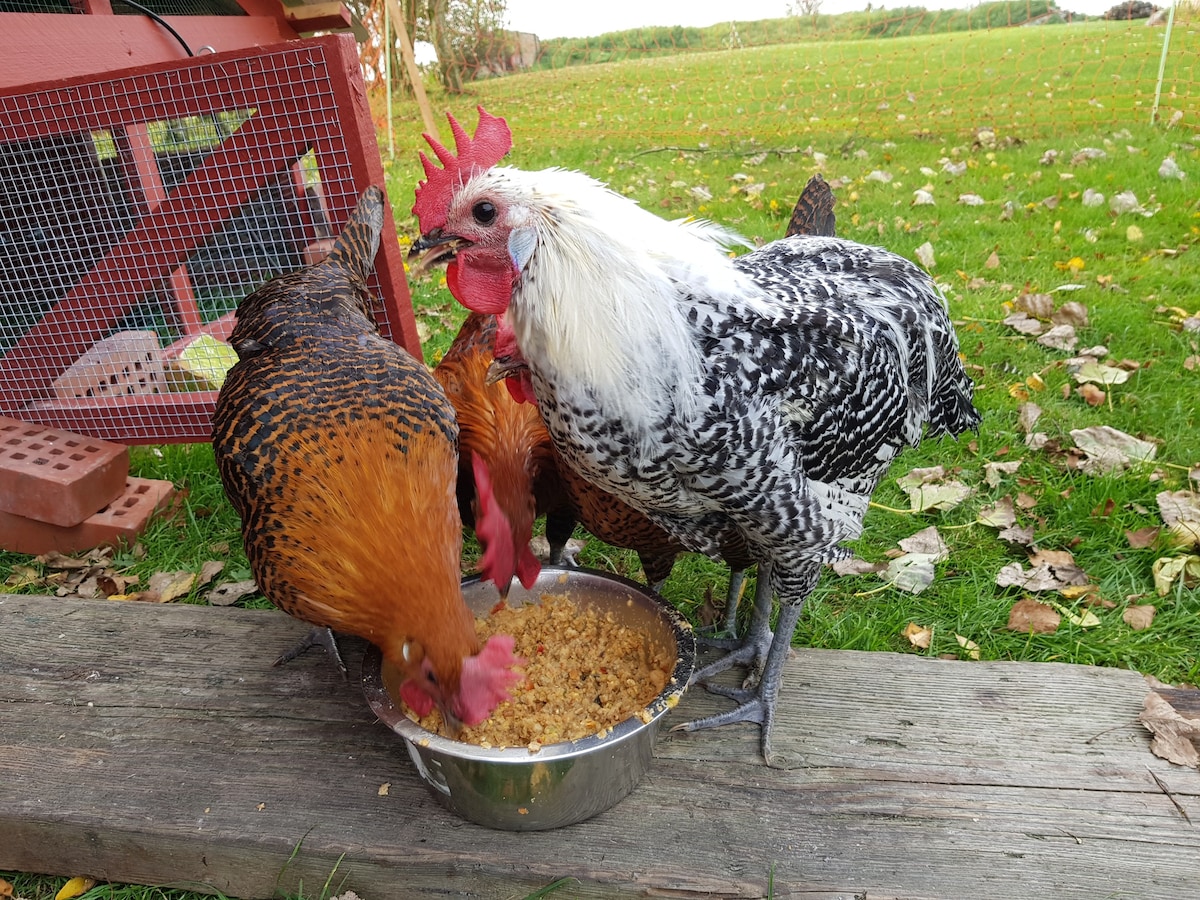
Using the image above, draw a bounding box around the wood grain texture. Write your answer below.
[1,593,1197,899]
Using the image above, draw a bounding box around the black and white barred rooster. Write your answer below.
[410,108,981,765]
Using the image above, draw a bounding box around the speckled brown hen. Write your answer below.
[212,186,522,728]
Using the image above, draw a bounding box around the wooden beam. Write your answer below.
[1,593,1197,899]
[384,0,438,141]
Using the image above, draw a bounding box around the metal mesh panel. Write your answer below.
[110,0,246,16]
[0,36,409,444]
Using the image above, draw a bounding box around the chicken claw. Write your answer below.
[274,625,348,680]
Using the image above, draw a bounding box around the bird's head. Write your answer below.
[470,450,542,598]
[408,107,532,318]
[396,632,525,730]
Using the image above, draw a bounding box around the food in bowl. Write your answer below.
[407,592,676,749]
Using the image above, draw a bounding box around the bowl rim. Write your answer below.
[361,565,697,763]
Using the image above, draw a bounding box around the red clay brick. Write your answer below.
[0,416,129,527]
[0,476,177,556]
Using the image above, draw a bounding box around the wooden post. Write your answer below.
[384,0,438,141]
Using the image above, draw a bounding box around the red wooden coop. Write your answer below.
[0,0,419,444]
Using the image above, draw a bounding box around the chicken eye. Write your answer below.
[472,201,497,226]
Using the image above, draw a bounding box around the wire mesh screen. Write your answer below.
[0,34,414,444]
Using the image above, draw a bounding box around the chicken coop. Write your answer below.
[0,0,419,444]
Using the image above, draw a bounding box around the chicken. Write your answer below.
[484,173,840,636]
[409,110,980,764]
[212,185,522,728]
[432,310,576,595]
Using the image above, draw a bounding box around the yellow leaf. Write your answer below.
[903,622,932,649]
[1008,383,1031,401]
[56,877,96,900]
[1026,373,1046,392]
[0,877,13,898]
[955,634,981,659]
[1047,600,1101,628]
[1059,584,1095,600]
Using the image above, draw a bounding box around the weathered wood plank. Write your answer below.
[1,593,1197,899]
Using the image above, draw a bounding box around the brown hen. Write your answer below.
[212,186,521,727]
[433,311,576,596]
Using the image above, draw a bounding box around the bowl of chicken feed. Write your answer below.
[361,565,696,831]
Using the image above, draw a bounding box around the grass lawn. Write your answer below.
[3,13,1199,900]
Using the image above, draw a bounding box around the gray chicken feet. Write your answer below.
[690,567,774,682]
[674,603,803,767]
[274,625,348,679]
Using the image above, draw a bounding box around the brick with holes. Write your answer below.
[0,476,177,556]
[0,415,129,527]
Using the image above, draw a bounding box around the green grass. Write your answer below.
[4,14,1200,900]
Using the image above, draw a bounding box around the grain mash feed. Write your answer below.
[406,592,675,749]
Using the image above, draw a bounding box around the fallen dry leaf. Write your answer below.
[1072,360,1130,386]
[984,460,1022,488]
[1007,597,1061,633]
[1139,691,1200,768]
[1152,554,1200,596]
[54,878,96,900]
[997,522,1036,546]
[1014,292,1056,319]
[1003,310,1045,335]
[1157,490,1200,550]
[0,877,12,898]
[148,570,196,604]
[1126,526,1160,549]
[378,782,390,796]
[897,525,950,560]
[1016,401,1042,433]
[1123,604,1156,630]
[1047,599,1101,628]
[955,634,981,660]
[915,241,935,269]
[1070,425,1157,474]
[885,553,940,594]
[904,622,932,649]
[902,480,974,513]
[978,496,1017,529]
[1037,323,1078,352]
[1075,383,1106,407]
[197,560,226,587]
[1052,300,1089,327]
[206,579,259,607]
[34,551,93,570]
[832,557,887,576]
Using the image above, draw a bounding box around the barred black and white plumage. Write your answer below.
[409,110,980,765]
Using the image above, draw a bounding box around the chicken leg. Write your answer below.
[274,625,348,679]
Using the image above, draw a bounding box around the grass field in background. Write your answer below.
[4,16,1199,900]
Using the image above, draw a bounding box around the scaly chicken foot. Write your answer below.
[274,626,348,679]
[689,568,774,683]
[673,603,803,767]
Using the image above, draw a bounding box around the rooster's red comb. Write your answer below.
[412,106,512,232]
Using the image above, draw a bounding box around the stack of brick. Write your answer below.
[0,415,176,556]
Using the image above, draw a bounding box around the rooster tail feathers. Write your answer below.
[328,185,385,281]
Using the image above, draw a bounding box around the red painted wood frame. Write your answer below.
[0,34,419,444]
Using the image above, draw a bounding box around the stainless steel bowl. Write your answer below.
[361,565,696,831]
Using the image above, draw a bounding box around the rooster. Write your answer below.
[432,310,576,595]
[212,185,523,729]
[482,174,840,633]
[409,110,980,764]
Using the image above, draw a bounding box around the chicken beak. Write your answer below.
[408,230,468,276]
[439,706,464,740]
[485,357,527,387]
